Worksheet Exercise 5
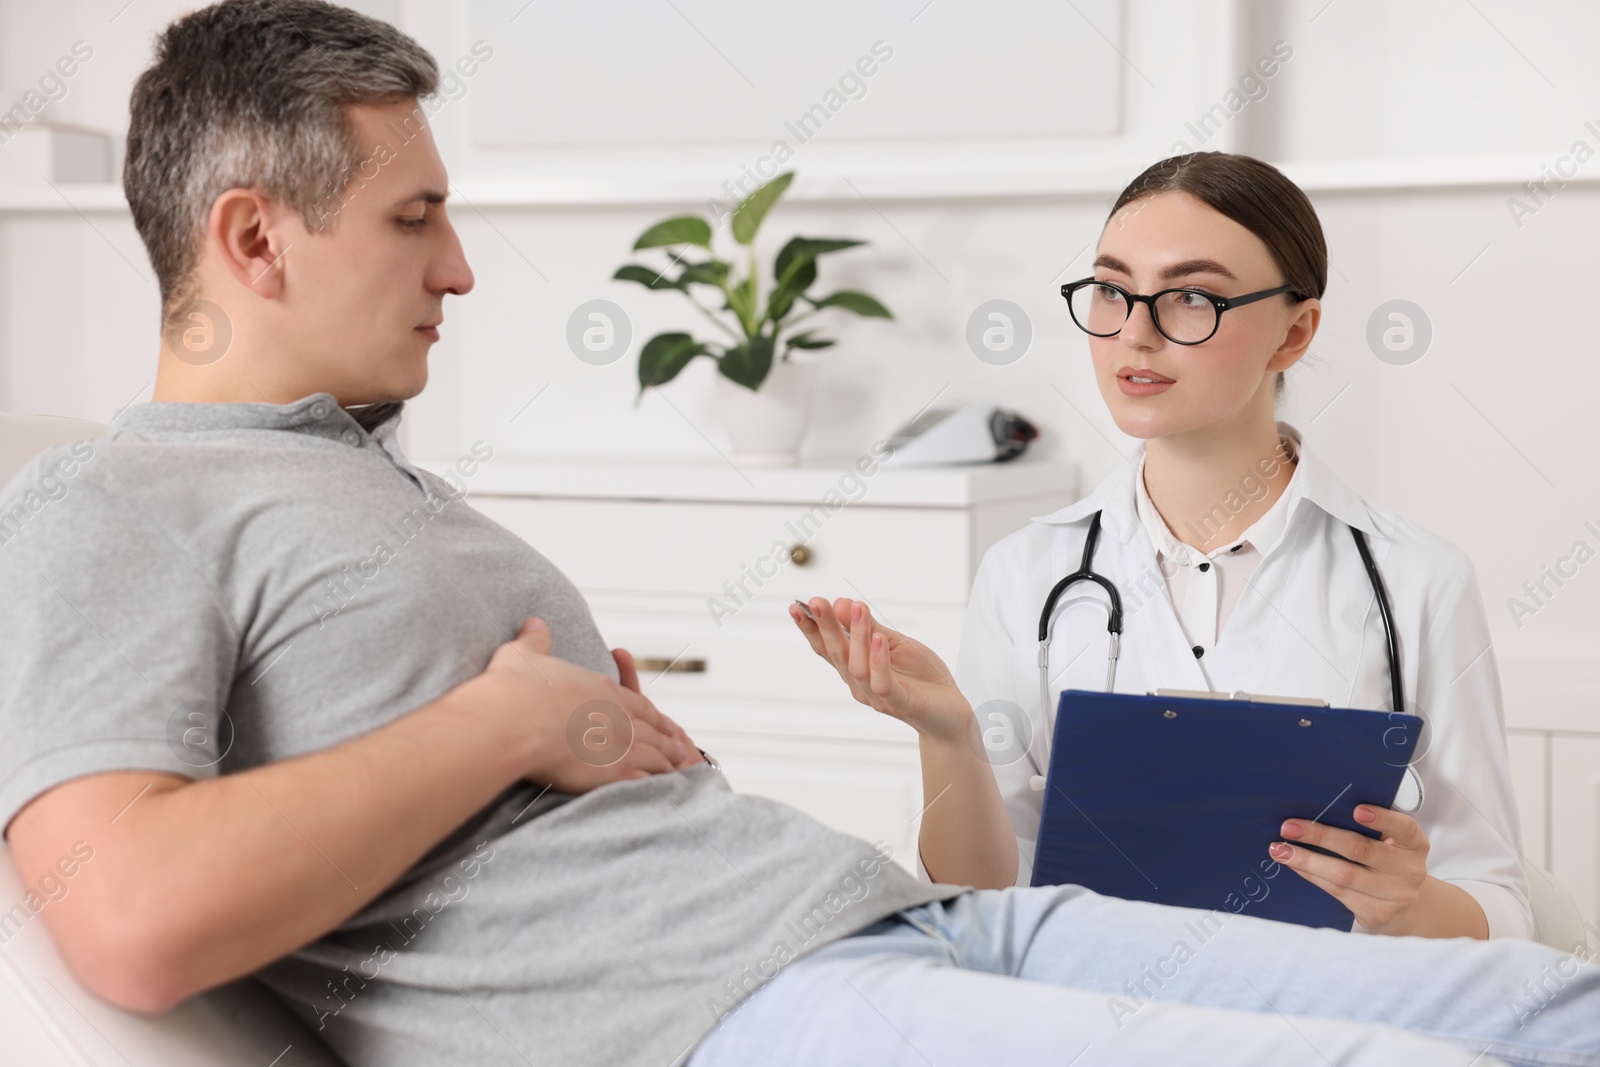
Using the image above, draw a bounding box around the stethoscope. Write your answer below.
[1033,509,1418,806]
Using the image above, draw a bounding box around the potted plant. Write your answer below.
[614,171,891,465]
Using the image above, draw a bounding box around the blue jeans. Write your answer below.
[688,885,1599,1067]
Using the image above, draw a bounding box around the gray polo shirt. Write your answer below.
[0,393,960,1067]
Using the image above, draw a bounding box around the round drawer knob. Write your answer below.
[788,544,813,566]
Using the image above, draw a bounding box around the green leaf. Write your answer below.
[783,330,836,351]
[678,260,730,287]
[763,237,868,326]
[808,290,893,319]
[614,264,685,291]
[774,260,816,307]
[731,172,794,245]
[773,237,864,292]
[767,287,799,323]
[633,216,712,250]
[725,282,756,335]
[637,332,709,390]
[718,333,775,390]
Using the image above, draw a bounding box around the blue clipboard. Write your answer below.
[1029,689,1424,930]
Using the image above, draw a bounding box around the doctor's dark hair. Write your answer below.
[123,0,439,321]
[1108,152,1326,399]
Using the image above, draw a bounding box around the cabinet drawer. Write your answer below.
[471,496,973,604]
[585,591,966,711]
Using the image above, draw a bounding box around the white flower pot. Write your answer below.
[714,356,820,466]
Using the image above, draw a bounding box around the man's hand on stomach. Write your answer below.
[462,617,702,795]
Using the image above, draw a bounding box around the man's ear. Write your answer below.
[206,188,290,299]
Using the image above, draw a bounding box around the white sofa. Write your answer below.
[0,411,343,1066]
[0,409,1592,1064]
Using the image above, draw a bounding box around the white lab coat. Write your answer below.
[953,422,1533,939]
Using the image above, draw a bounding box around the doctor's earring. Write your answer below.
[964,699,1033,767]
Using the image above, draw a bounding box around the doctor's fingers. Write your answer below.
[844,603,898,698]
[807,598,858,668]
[1279,860,1416,925]
[1282,816,1428,869]
[788,600,831,658]
[866,630,898,699]
[790,602,875,698]
[847,601,874,680]
[1352,805,1430,849]
[1274,841,1421,903]
[832,597,908,644]
[789,599,846,673]
[839,600,903,685]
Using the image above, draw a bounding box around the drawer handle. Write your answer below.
[788,544,813,566]
[635,657,708,673]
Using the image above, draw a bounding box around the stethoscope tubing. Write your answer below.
[1035,511,1403,727]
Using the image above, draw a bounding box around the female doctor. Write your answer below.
[790,151,1531,941]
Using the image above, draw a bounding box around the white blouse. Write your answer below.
[953,422,1533,938]
[1131,434,1297,665]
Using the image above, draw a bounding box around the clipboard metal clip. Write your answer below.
[1144,689,1424,813]
[1150,687,1330,707]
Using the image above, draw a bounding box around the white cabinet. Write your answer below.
[1503,678,1600,932]
[461,456,1077,872]
[1505,730,1549,869]
[1550,736,1600,932]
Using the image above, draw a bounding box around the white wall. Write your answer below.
[2,0,1599,686]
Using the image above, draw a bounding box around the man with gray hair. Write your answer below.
[0,3,1596,1066]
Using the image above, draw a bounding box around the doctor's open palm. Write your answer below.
[790,597,974,743]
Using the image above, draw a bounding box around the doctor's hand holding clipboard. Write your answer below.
[789,150,1532,943]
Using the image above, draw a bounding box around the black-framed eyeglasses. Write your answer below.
[1060,277,1305,346]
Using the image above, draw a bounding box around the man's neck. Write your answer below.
[149,352,402,432]
[151,344,319,406]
